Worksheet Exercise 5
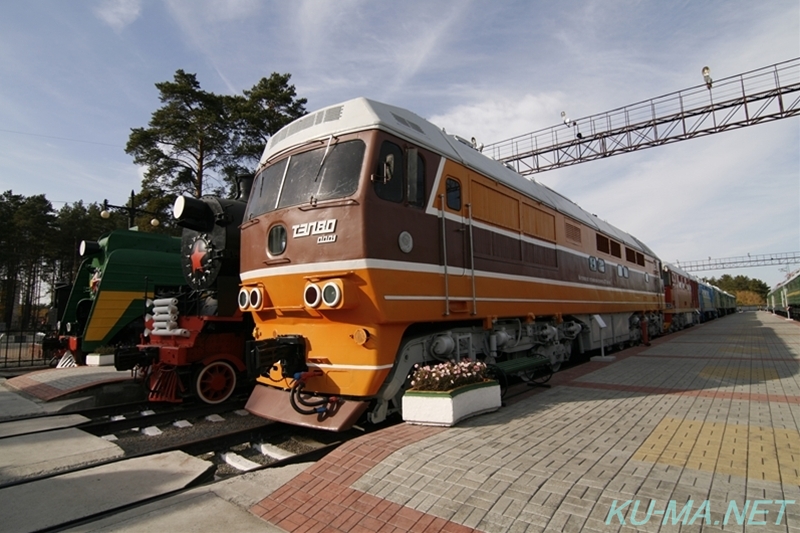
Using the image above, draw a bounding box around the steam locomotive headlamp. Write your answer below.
[268,225,287,256]
[303,283,321,308]
[248,287,263,310]
[173,196,214,232]
[321,282,342,307]
[238,287,250,310]
[79,240,101,257]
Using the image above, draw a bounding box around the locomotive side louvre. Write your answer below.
[241,98,665,430]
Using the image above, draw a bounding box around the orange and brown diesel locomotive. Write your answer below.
[233,98,668,431]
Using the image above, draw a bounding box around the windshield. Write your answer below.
[246,139,365,219]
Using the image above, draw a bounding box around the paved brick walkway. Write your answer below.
[251,312,800,532]
[4,366,131,401]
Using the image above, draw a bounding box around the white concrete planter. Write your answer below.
[402,380,501,427]
[85,353,115,366]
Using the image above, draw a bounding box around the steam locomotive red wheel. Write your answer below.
[195,360,236,404]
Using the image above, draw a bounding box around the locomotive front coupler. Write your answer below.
[249,335,308,379]
[114,345,157,372]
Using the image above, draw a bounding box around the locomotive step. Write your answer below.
[490,355,551,374]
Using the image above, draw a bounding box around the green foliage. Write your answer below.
[704,274,770,302]
[232,73,308,167]
[126,70,233,199]
[0,191,126,329]
[126,70,306,200]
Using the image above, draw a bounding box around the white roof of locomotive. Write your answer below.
[261,97,655,256]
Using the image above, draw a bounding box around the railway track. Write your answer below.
[0,405,387,533]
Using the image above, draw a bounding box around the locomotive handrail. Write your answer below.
[468,203,477,316]
[303,271,356,282]
[440,194,450,316]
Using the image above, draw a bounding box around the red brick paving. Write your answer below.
[4,375,65,401]
[5,369,131,401]
[250,424,479,533]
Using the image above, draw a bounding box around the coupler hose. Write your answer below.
[289,370,340,415]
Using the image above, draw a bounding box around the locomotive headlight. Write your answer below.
[238,287,250,310]
[79,240,101,257]
[303,283,321,308]
[321,282,342,307]
[66,322,72,333]
[248,287,263,310]
[316,278,354,309]
[268,225,287,256]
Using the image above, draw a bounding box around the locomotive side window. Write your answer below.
[374,141,404,203]
[596,234,610,254]
[446,178,461,211]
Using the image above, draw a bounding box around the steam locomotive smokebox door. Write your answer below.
[178,196,245,304]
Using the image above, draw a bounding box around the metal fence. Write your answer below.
[0,330,52,369]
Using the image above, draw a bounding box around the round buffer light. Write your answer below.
[238,287,250,310]
[322,282,342,307]
[303,283,321,308]
[248,287,263,309]
[268,225,287,256]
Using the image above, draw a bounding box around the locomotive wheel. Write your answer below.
[195,360,237,404]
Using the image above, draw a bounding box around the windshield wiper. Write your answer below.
[314,135,335,182]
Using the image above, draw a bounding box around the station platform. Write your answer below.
[11,311,800,532]
[245,311,799,532]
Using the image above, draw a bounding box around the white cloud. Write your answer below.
[94,0,142,32]
[428,92,566,149]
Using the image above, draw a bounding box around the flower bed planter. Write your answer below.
[402,380,501,427]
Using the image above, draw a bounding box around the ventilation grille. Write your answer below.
[565,222,582,243]
[391,112,425,134]
[270,105,344,146]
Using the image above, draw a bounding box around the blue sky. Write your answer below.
[1,0,798,288]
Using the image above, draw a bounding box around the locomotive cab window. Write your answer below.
[445,177,461,211]
[374,141,404,202]
[246,140,364,219]
[373,142,426,207]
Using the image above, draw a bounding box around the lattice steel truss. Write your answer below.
[675,251,800,272]
[485,58,800,175]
